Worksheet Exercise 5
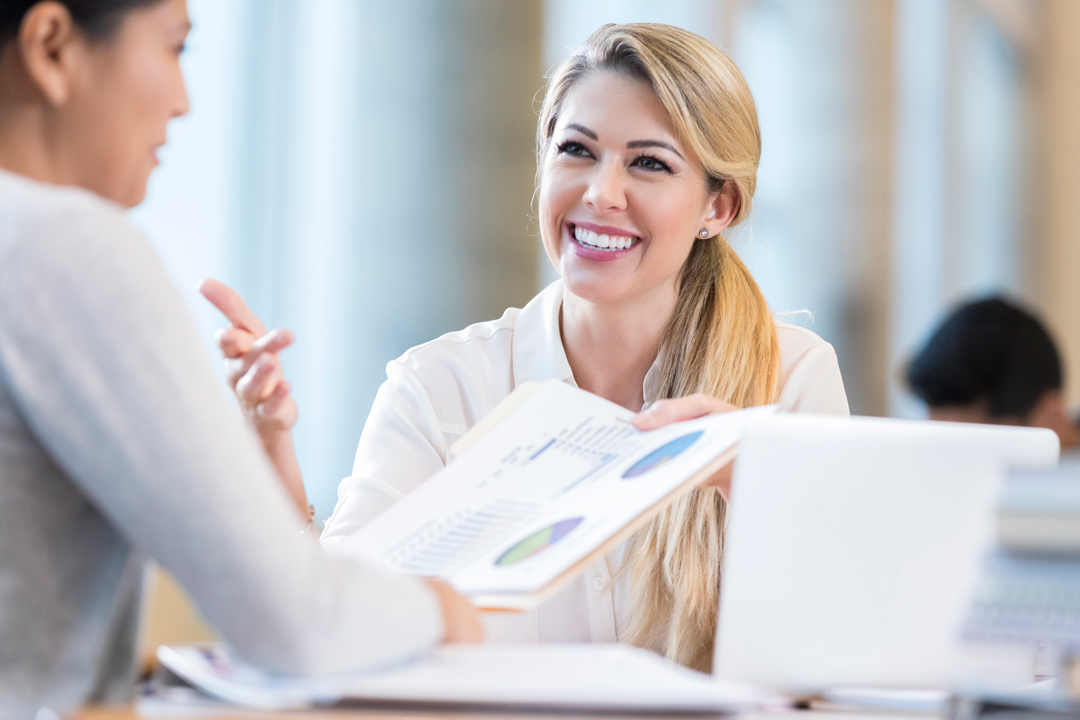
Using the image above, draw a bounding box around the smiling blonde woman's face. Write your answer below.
[538,71,715,306]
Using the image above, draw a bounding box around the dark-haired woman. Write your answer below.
[0,2,480,716]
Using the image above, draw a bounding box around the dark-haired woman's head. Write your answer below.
[907,297,1073,440]
[0,0,189,206]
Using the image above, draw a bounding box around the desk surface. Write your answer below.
[74,707,934,720]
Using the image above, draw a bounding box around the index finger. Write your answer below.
[198,279,267,336]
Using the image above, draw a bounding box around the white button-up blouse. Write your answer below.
[322,280,850,643]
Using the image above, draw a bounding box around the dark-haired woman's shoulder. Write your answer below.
[0,167,128,239]
[0,168,193,362]
[0,168,161,294]
[774,319,850,416]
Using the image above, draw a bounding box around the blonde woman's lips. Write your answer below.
[567,222,641,262]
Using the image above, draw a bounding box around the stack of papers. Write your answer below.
[157,643,780,713]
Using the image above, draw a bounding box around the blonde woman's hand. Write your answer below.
[424,579,485,643]
[632,394,738,497]
[198,279,298,437]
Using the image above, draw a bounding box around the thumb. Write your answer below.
[198,279,267,336]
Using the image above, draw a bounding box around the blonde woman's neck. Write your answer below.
[559,283,677,412]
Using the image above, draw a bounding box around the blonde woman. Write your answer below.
[205,23,848,671]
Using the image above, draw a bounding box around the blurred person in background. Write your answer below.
[0,1,479,716]
[206,22,848,673]
[907,297,1080,456]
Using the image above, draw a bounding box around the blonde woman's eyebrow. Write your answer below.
[564,124,685,161]
[626,139,685,160]
[565,123,598,140]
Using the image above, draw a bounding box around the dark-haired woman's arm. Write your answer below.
[0,186,477,677]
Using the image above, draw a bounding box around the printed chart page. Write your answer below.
[330,380,775,605]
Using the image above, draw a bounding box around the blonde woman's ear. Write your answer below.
[704,181,740,235]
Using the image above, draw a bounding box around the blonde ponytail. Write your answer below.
[538,23,780,671]
[621,237,779,672]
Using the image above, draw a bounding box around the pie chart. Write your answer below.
[622,430,704,479]
[495,517,584,566]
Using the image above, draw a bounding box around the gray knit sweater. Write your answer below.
[0,170,442,718]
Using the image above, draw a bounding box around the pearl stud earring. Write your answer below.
[699,228,710,238]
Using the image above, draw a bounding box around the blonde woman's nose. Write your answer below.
[582,161,628,213]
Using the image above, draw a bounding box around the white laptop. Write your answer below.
[713,414,1059,694]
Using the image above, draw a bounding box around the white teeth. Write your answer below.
[572,225,635,251]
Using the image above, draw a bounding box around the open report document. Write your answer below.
[329,379,776,610]
[156,643,782,713]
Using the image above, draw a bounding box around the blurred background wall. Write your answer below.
[132,0,1080,521]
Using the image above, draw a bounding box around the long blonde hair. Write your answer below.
[537,24,781,672]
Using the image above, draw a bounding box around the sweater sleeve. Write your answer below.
[0,194,442,675]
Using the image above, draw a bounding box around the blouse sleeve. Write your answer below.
[776,333,851,416]
[321,361,450,551]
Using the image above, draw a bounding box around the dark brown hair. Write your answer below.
[0,0,166,50]
[907,297,1063,419]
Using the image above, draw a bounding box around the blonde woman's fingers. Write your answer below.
[631,394,737,431]
[697,461,735,499]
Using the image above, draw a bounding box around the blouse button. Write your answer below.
[591,576,607,591]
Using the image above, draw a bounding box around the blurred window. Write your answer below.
[955,14,1023,299]
[890,0,1031,416]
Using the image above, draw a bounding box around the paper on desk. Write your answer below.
[329,380,775,603]
[157,643,780,713]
